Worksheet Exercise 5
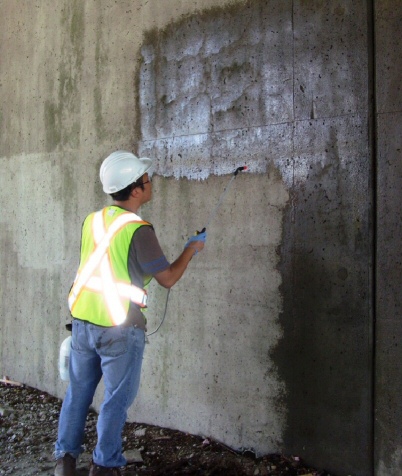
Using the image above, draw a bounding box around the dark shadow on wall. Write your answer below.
[271,150,373,476]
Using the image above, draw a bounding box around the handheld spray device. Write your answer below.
[147,165,248,337]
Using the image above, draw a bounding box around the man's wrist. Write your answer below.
[185,245,198,257]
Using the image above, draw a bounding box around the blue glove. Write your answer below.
[185,231,207,254]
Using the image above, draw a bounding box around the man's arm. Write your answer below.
[132,226,206,289]
[154,240,204,289]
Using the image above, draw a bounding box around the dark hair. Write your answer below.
[110,175,145,201]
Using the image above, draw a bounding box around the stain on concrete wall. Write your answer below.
[274,116,371,476]
[44,1,84,152]
[276,2,372,474]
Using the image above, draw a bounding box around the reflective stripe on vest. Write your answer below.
[68,209,148,325]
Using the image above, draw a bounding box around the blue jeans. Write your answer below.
[55,319,145,467]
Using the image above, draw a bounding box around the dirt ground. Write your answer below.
[0,382,334,476]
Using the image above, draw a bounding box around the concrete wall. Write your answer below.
[375,0,402,474]
[0,1,400,475]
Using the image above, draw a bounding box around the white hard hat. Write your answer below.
[100,151,153,194]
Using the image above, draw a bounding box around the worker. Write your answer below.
[54,151,206,476]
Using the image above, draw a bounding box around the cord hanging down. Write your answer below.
[147,288,171,337]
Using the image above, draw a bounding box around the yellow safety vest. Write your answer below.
[68,206,151,326]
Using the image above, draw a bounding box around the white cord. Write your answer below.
[146,288,171,336]
[204,175,237,229]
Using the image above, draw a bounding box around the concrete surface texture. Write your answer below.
[375,1,402,474]
[0,1,400,475]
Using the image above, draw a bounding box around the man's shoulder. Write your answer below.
[133,223,155,237]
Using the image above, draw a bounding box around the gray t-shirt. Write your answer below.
[126,225,170,328]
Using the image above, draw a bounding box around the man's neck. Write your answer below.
[112,200,140,214]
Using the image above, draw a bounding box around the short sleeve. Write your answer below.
[129,225,170,278]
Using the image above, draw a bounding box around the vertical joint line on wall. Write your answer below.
[368,0,377,474]
[291,0,295,122]
[291,0,296,225]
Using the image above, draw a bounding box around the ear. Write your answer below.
[130,187,141,198]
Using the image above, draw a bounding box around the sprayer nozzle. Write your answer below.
[234,165,248,176]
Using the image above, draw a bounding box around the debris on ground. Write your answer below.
[0,382,335,476]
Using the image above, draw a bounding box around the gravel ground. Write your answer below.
[0,382,334,476]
